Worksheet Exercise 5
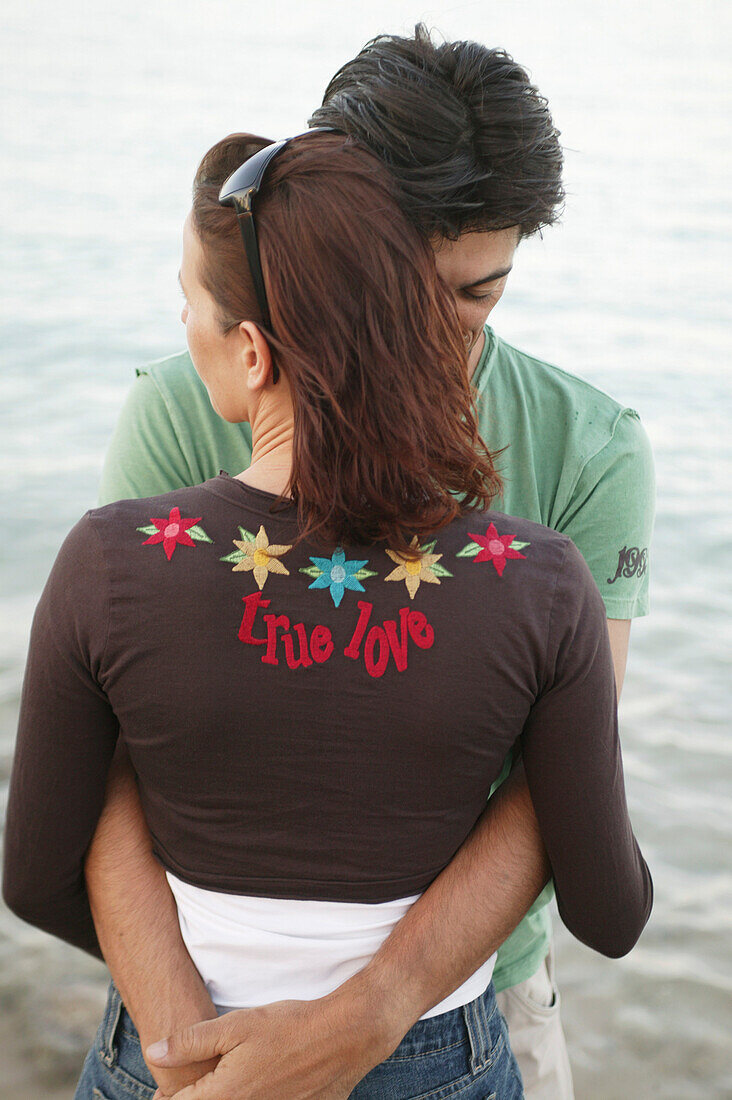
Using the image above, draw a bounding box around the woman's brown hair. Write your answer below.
[192,131,501,558]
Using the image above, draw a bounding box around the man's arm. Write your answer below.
[84,742,220,1097]
[607,618,631,697]
[355,757,549,1021]
[361,618,629,1019]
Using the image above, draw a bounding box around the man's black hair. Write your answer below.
[309,24,564,241]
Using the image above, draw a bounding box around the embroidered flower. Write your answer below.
[138,507,212,561]
[219,524,292,590]
[384,537,452,600]
[463,523,528,577]
[300,548,377,608]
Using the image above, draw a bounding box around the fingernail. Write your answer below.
[146,1038,169,1060]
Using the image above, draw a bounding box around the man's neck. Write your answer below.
[467,329,487,381]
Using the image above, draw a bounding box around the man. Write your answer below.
[49,26,657,1100]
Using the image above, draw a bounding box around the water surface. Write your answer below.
[1,2,730,1096]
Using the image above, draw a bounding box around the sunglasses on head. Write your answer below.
[218,128,337,335]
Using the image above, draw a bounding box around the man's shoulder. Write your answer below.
[476,330,654,621]
[487,329,625,411]
[485,329,645,462]
[136,349,211,410]
[99,351,253,504]
[136,349,252,456]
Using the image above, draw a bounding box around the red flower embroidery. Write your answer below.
[142,507,202,560]
[467,522,527,577]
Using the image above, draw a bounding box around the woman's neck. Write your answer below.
[235,414,294,499]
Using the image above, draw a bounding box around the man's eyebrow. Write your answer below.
[460,266,513,290]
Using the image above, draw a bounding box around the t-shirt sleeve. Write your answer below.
[98,368,195,505]
[1,514,119,958]
[519,539,653,957]
[557,409,655,619]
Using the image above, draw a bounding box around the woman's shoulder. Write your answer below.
[396,508,587,620]
[438,506,574,566]
[437,509,606,657]
[87,479,224,556]
[91,478,220,518]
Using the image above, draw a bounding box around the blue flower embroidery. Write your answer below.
[301,548,376,608]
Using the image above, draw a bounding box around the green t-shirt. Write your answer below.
[98,325,655,992]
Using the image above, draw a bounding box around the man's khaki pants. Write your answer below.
[496,944,575,1100]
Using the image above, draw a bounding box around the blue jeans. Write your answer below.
[75,979,524,1099]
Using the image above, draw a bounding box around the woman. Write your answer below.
[3,131,652,1100]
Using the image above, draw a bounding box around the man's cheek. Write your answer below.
[453,306,483,337]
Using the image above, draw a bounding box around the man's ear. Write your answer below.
[239,321,277,389]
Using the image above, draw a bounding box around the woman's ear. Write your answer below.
[239,321,279,388]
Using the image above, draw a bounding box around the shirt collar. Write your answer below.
[469,325,497,396]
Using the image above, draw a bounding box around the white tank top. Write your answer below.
[167,872,496,1020]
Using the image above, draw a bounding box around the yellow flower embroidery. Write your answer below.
[384,536,450,599]
[229,524,292,590]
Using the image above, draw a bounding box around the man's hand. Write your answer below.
[148,1052,221,1100]
[147,983,403,1100]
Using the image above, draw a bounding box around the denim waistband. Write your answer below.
[97,977,501,1080]
[382,979,501,1074]
[98,982,123,1069]
[96,982,154,1100]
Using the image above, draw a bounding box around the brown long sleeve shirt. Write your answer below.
[3,474,652,959]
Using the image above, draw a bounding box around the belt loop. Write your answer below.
[462,992,491,1073]
[98,981,122,1067]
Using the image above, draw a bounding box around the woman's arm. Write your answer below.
[519,540,653,956]
[85,741,220,1096]
[2,515,117,955]
[0,510,218,1096]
